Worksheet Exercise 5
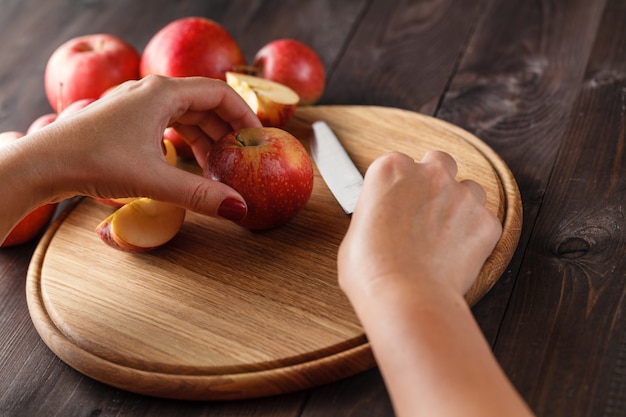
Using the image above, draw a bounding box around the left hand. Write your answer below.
[23,75,262,218]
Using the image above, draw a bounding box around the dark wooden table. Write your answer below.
[1,0,625,416]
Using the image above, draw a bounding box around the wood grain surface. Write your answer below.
[3,0,624,415]
[25,105,521,400]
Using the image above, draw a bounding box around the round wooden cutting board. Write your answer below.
[26,105,522,400]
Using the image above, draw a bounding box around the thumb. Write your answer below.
[149,164,247,221]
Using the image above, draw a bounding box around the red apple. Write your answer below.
[27,113,58,134]
[45,33,140,112]
[205,127,314,230]
[140,17,245,81]
[0,131,57,247]
[163,127,194,159]
[253,39,325,105]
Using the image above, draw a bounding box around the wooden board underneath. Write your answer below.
[26,105,522,400]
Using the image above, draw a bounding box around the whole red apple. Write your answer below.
[140,17,246,81]
[45,33,140,112]
[205,127,314,230]
[0,131,57,247]
[253,39,325,105]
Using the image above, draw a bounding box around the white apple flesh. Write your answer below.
[96,198,186,252]
[226,72,299,127]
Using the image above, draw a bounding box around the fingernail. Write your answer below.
[218,198,247,221]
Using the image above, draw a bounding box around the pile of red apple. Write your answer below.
[1,16,321,249]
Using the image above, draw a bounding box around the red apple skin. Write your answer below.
[163,127,194,159]
[2,204,57,247]
[205,127,314,230]
[140,17,246,81]
[27,113,58,134]
[0,131,57,247]
[45,33,140,112]
[56,98,97,119]
[253,39,325,105]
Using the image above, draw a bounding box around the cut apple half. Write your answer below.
[226,71,299,127]
[96,198,186,252]
[94,139,178,207]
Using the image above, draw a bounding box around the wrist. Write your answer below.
[344,272,467,325]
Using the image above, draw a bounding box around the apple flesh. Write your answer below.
[45,33,140,112]
[0,131,57,247]
[96,198,186,252]
[226,72,299,127]
[253,39,325,105]
[140,17,245,81]
[205,127,314,230]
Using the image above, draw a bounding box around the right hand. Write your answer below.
[337,151,503,300]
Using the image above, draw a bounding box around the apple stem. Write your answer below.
[57,82,64,113]
[235,133,246,147]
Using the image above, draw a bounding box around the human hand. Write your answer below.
[24,75,261,219]
[337,151,502,300]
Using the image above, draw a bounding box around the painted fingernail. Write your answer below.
[218,198,247,221]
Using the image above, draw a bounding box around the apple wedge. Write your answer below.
[226,71,299,127]
[96,198,186,252]
[95,138,178,207]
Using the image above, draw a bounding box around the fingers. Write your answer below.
[148,163,247,220]
[461,179,487,205]
[421,150,458,178]
[369,151,488,208]
[165,76,262,132]
[421,150,488,205]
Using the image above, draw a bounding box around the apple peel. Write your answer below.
[226,72,299,127]
[96,198,186,252]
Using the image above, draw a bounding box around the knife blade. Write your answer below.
[310,121,364,214]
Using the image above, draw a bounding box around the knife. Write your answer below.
[310,121,364,214]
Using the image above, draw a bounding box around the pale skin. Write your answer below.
[339,151,535,417]
[0,76,534,416]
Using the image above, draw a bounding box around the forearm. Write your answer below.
[349,280,534,417]
[0,133,58,242]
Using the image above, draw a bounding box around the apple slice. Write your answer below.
[226,71,299,127]
[96,198,186,252]
[95,138,178,207]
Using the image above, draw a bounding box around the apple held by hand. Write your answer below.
[140,17,245,80]
[253,39,325,105]
[0,131,57,247]
[226,72,299,127]
[45,33,140,112]
[206,127,314,230]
